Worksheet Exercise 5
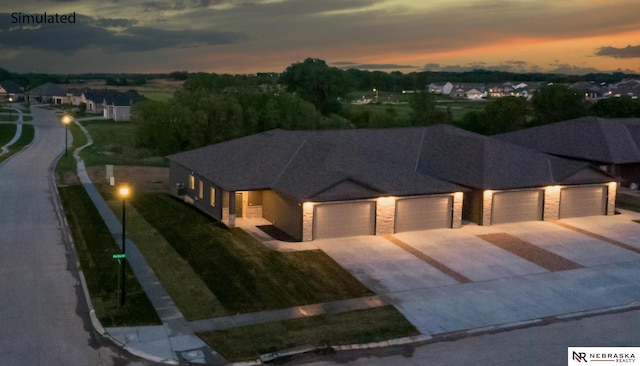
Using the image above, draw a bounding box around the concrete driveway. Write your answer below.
[311,214,640,336]
[394,228,546,282]
[492,220,640,266]
[311,236,459,294]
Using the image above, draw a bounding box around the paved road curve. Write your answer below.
[0,107,148,366]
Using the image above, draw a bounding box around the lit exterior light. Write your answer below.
[377,196,395,205]
[61,115,72,156]
[119,186,130,198]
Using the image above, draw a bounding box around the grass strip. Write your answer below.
[0,124,35,164]
[131,193,374,314]
[101,193,228,320]
[615,192,640,212]
[198,305,419,362]
[58,185,160,327]
[0,123,17,146]
[478,233,582,272]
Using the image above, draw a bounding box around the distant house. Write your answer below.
[451,87,483,100]
[429,82,454,95]
[102,90,144,121]
[167,125,615,241]
[0,80,24,101]
[26,82,67,103]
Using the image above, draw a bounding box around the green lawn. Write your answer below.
[58,185,160,327]
[199,306,419,362]
[79,120,166,167]
[0,124,35,164]
[616,192,640,212]
[0,124,17,146]
[130,193,374,314]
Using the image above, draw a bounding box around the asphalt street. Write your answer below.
[0,107,150,366]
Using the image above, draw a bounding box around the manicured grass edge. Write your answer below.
[199,305,419,362]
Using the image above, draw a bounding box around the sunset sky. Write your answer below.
[1,0,639,75]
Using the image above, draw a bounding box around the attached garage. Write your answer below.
[395,196,453,232]
[313,201,376,239]
[559,186,607,218]
[491,190,543,224]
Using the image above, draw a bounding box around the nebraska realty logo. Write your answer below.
[569,347,639,364]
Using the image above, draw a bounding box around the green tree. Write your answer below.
[409,91,449,126]
[531,84,587,125]
[591,96,640,118]
[279,58,351,115]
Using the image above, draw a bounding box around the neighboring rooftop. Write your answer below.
[496,117,640,164]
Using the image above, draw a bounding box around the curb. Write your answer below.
[232,301,640,365]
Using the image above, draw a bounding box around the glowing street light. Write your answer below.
[373,88,378,102]
[61,115,72,156]
[118,185,131,307]
[8,97,12,121]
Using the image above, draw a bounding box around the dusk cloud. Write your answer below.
[595,45,640,59]
[0,13,248,53]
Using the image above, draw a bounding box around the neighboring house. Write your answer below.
[428,82,454,95]
[26,82,67,103]
[102,90,144,121]
[451,88,483,100]
[168,125,616,241]
[496,116,640,187]
[0,80,24,101]
[80,89,107,112]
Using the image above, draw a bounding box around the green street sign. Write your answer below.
[112,253,126,259]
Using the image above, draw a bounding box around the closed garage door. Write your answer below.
[313,201,375,239]
[559,186,606,218]
[395,196,453,233]
[491,190,543,224]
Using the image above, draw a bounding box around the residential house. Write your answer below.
[168,125,615,241]
[0,80,24,101]
[102,90,144,121]
[428,82,454,95]
[26,82,67,103]
[496,116,640,187]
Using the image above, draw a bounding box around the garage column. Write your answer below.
[302,202,314,241]
[375,197,396,235]
[543,185,561,221]
[452,192,463,228]
[228,191,236,228]
[482,190,493,226]
[607,182,617,215]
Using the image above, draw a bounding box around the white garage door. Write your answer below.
[559,186,606,218]
[491,190,543,224]
[395,196,453,233]
[313,201,376,239]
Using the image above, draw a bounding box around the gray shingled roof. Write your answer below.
[168,125,612,202]
[496,117,640,164]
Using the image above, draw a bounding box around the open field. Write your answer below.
[63,78,184,101]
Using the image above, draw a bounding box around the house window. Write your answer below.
[198,180,204,199]
[189,174,195,190]
[210,187,216,207]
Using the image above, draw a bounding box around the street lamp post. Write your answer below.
[118,185,130,308]
[61,115,72,156]
[8,97,12,121]
[373,88,378,102]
